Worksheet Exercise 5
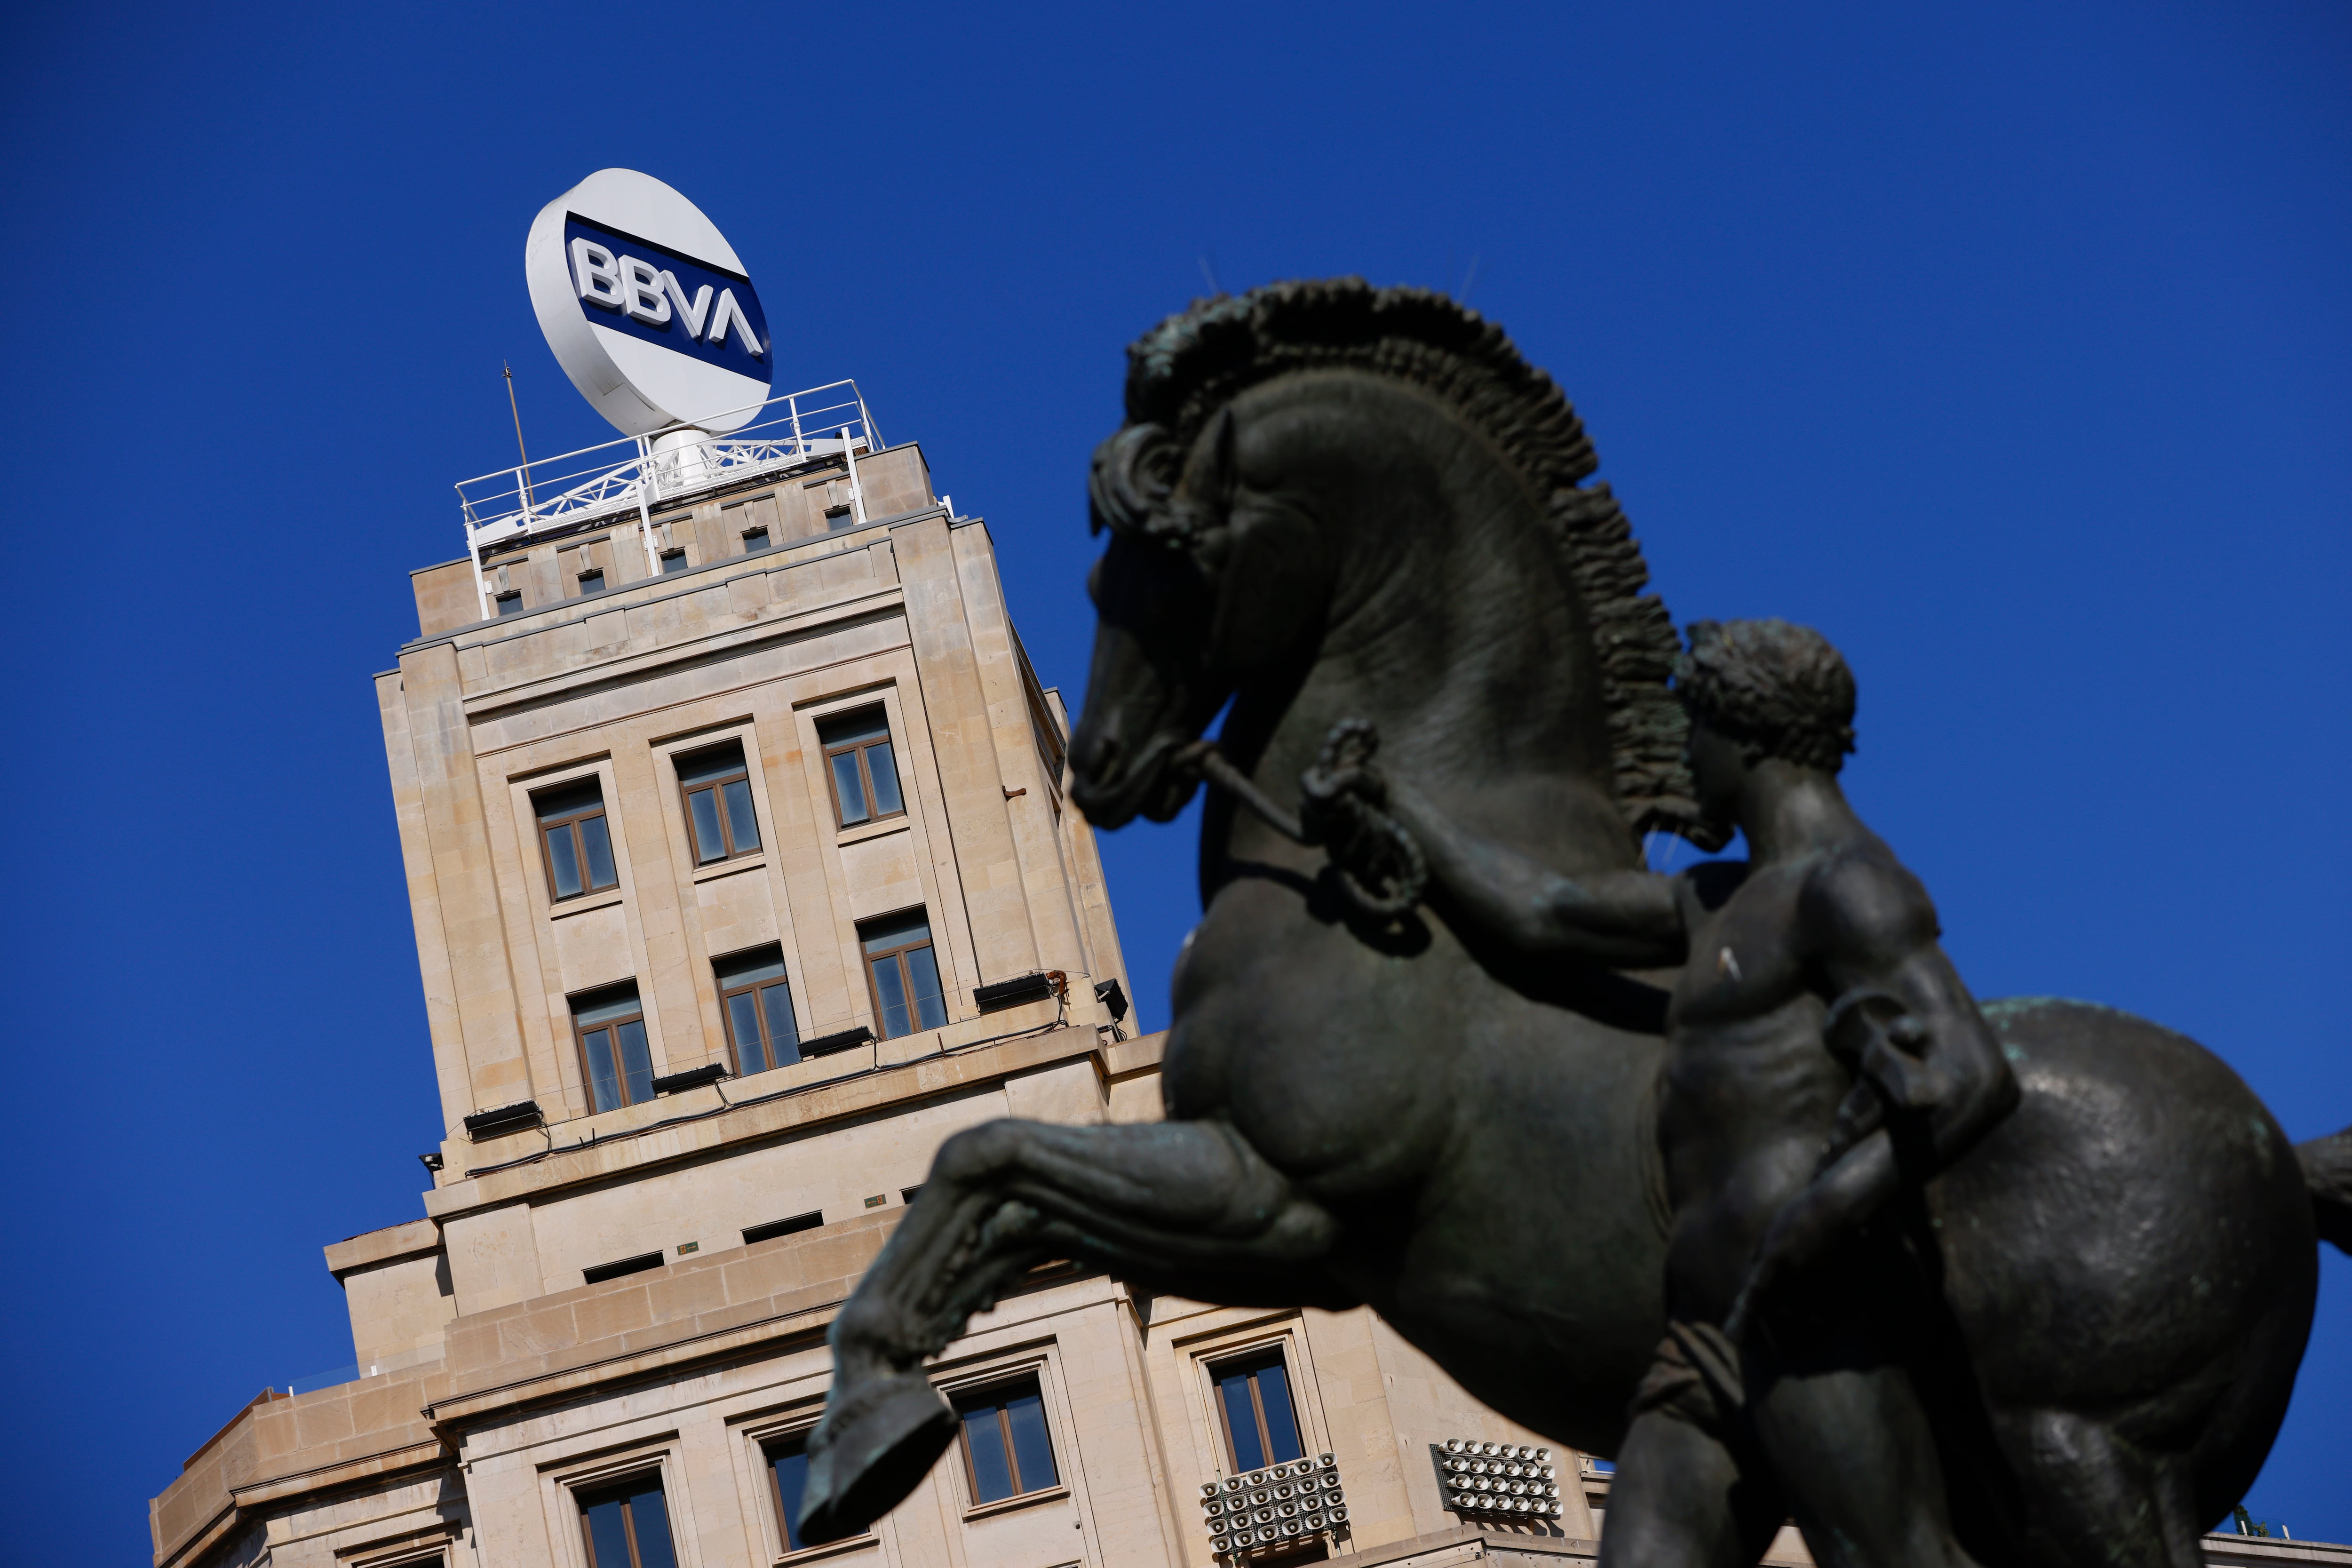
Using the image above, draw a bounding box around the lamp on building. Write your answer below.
[650,1063,729,1095]
[1201,1454,1347,1561]
[800,1024,877,1058]
[461,1100,543,1139]
[1431,1440,1564,1522]
[975,972,1058,1012]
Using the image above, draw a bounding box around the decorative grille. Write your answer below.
[1432,1439,1564,1520]
[1200,1453,1349,1559]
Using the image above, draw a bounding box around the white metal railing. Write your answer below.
[453,381,880,622]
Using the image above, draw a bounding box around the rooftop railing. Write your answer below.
[452,381,879,622]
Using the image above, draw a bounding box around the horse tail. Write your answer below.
[2298,1124,2352,1253]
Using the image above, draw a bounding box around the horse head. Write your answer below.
[1068,413,1271,827]
[1070,280,1702,860]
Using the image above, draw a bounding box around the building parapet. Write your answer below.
[456,382,881,608]
[408,447,939,645]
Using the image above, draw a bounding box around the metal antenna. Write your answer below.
[503,362,536,509]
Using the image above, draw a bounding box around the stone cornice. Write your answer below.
[424,1024,1114,1223]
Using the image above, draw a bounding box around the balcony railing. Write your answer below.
[452,381,879,622]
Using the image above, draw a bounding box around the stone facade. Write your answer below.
[150,426,2343,1568]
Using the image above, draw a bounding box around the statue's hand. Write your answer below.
[1824,990,1949,1112]
[1862,1025,1951,1112]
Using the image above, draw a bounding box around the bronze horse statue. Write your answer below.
[801,281,2347,1566]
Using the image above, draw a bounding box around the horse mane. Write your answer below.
[1122,278,1697,835]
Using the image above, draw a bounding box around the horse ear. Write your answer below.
[1089,422,1177,539]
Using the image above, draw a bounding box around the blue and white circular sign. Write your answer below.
[525,169,774,436]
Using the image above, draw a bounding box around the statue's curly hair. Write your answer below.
[1113,278,1692,833]
[1676,620,1857,772]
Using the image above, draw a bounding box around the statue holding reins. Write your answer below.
[798,281,2349,1568]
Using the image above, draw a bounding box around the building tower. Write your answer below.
[150,392,1613,1567]
[144,155,2348,1560]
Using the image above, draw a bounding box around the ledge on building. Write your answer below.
[962,1483,1069,1522]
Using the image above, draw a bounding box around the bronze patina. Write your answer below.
[799,280,2350,1568]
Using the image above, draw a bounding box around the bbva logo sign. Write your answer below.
[527,170,776,438]
[568,235,764,357]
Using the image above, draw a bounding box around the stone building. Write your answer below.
[149,390,2341,1568]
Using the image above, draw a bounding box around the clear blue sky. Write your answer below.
[2,2,2344,1559]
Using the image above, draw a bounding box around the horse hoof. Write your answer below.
[798,1375,959,1544]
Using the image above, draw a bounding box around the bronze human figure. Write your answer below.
[799,281,2347,1567]
[1308,618,2021,1567]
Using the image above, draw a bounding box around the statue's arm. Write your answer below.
[1723,850,2018,1340]
[1379,778,1688,967]
[1805,852,2020,1169]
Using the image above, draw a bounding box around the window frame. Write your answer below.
[350,1544,453,1568]
[818,707,905,830]
[859,912,947,1039]
[573,1466,677,1568]
[1208,1345,1306,1474]
[950,1375,1060,1506]
[715,947,800,1075]
[571,984,655,1114]
[673,740,763,866]
[533,779,620,904]
[763,1429,816,1555]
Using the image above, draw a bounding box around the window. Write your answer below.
[676,740,761,863]
[860,912,946,1038]
[534,779,618,902]
[715,946,799,1075]
[495,590,524,617]
[954,1379,1058,1504]
[583,1251,664,1285]
[743,1211,822,1245]
[573,982,654,1113]
[766,1434,815,1551]
[1211,1349,1304,1472]
[818,708,904,828]
[824,503,854,530]
[577,568,605,596]
[577,1471,679,1568]
[742,525,771,553]
[659,549,688,574]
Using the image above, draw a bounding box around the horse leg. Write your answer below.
[1743,1357,1986,1568]
[1595,1408,1784,1568]
[799,1117,1340,1543]
[1998,1409,2203,1568]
